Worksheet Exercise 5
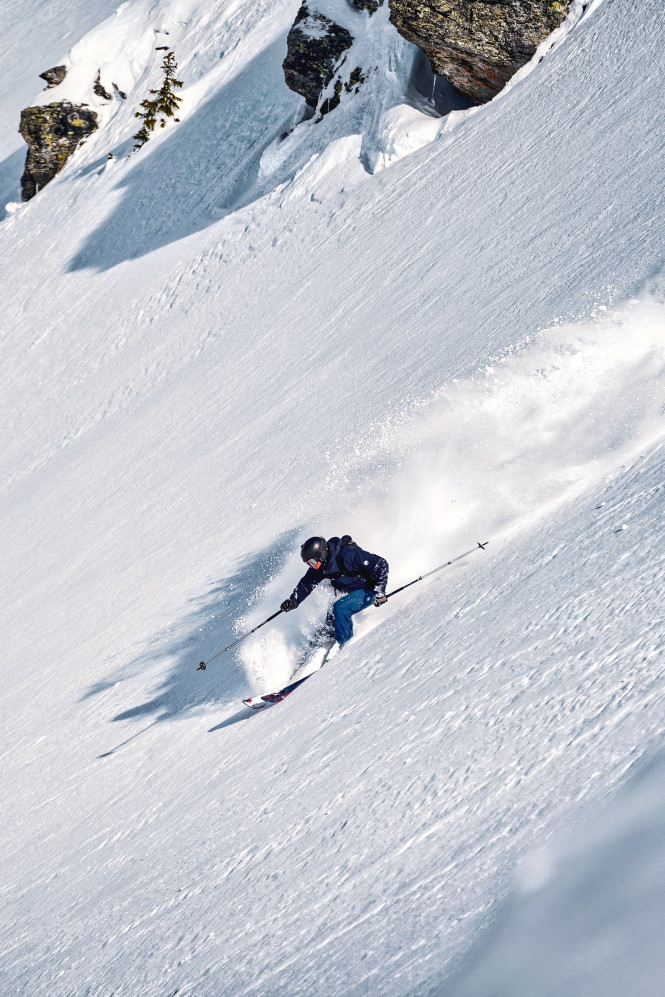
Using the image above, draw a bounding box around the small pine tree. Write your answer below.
[153,52,183,124]
[133,98,157,149]
[133,50,183,150]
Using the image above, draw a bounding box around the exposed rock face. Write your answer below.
[39,65,67,89]
[283,3,354,109]
[19,103,98,200]
[93,70,113,101]
[320,65,367,115]
[388,0,572,103]
[349,0,383,11]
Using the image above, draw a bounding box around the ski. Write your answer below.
[243,674,312,709]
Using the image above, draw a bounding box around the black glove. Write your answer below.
[374,591,387,607]
[280,598,296,612]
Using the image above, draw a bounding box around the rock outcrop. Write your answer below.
[93,70,113,101]
[350,0,384,11]
[39,65,67,89]
[388,0,572,103]
[19,102,98,200]
[282,3,354,109]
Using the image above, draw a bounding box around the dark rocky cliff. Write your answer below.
[349,0,384,11]
[39,65,68,89]
[19,102,98,200]
[282,3,354,110]
[388,0,572,103]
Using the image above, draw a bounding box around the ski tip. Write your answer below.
[242,698,266,710]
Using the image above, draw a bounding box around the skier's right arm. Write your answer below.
[280,567,322,612]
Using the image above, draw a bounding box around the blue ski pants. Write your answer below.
[333,588,375,645]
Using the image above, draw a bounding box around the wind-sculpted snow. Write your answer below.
[1,0,665,993]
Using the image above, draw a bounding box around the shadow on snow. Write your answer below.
[0,147,25,221]
[67,37,301,272]
[88,527,301,736]
[62,31,469,272]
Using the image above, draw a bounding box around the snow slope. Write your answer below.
[450,744,665,997]
[1,0,665,993]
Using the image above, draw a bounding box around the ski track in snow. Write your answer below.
[1,0,665,993]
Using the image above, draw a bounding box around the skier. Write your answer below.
[280,535,389,649]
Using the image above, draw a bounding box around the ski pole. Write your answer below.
[385,541,489,600]
[197,609,284,670]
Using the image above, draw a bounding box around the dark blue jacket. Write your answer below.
[290,537,389,606]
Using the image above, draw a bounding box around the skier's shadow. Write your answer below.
[85,527,301,731]
[209,709,252,731]
[208,702,276,731]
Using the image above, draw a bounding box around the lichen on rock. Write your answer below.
[19,102,98,200]
[283,3,354,109]
[388,0,572,103]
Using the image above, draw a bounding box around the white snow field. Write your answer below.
[451,744,665,997]
[1,0,665,993]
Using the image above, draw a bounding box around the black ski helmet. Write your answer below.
[300,536,328,567]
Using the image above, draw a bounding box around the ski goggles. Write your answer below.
[306,558,322,569]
